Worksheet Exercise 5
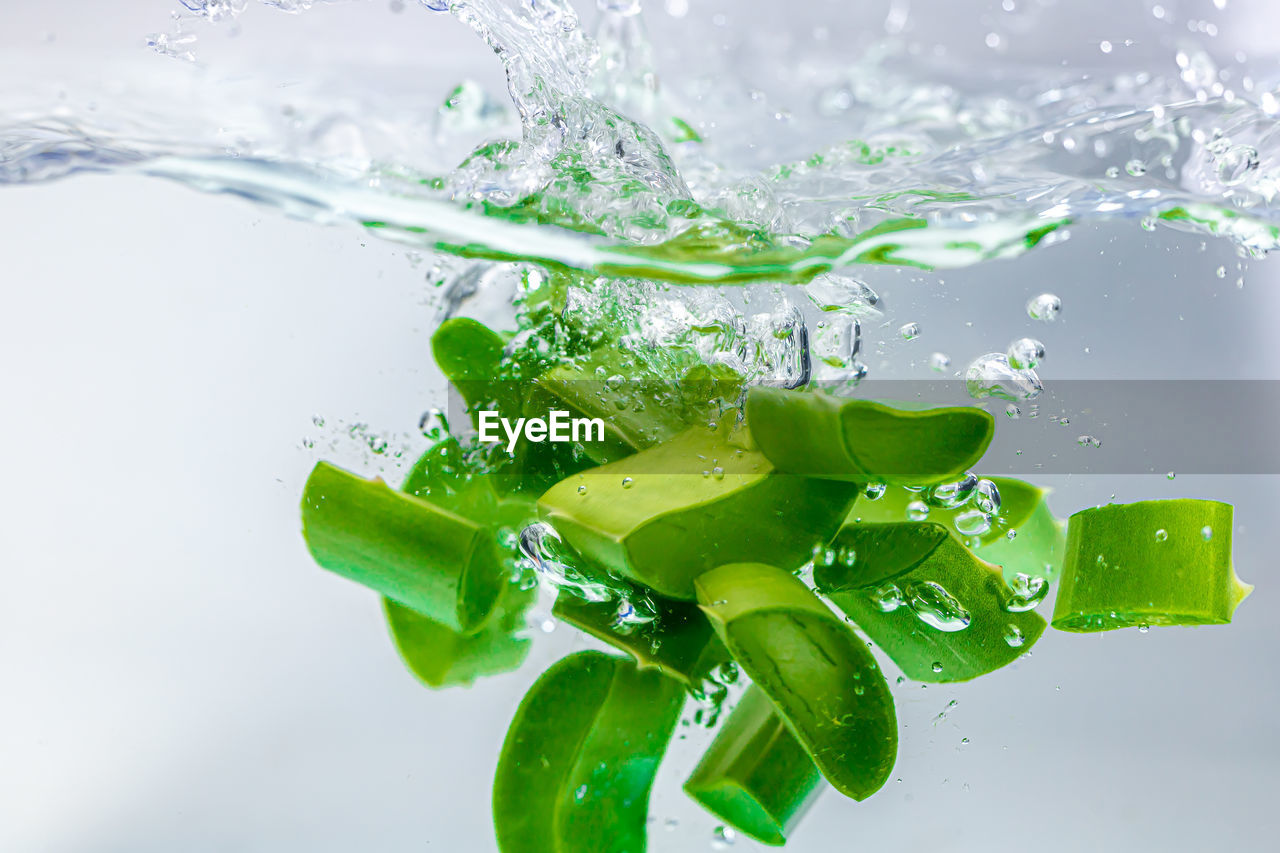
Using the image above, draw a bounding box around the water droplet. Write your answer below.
[1138,623,1151,633]
[906,581,972,632]
[871,582,904,613]
[418,408,449,441]
[711,825,737,848]
[1124,159,1147,177]
[931,661,944,673]
[1005,572,1049,612]
[711,466,725,480]
[1201,525,1214,541]
[973,479,1001,515]
[926,473,978,509]
[1215,144,1259,186]
[1167,471,1176,480]
[519,522,613,603]
[965,353,1043,401]
[864,482,887,501]
[1007,337,1045,370]
[621,477,634,489]
[1077,434,1102,448]
[577,484,588,495]
[954,509,991,537]
[907,500,930,521]
[1027,293,1062,322]
[1154,528,1168,542]
[899,322,920,341]
[930,352,952,372]
[1003,624,1026,647]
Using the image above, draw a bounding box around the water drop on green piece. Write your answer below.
[907,500,930,521]
[621,477,634,489]
[1155,528,1168,542]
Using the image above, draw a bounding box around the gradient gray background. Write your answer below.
[2,2,1278,851]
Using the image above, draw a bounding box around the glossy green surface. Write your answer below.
[684,686,824,847]
[493,651,685,853]
[818,522,1046,683]
[1052,499,1252,632]
[539,424,859,600]
[696,563,897,801]
[301,461,505,633]
[384,589,532,688]
[745,387,994,486]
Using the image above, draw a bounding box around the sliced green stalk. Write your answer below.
[551,593,728,687]
[684,686,824,847]
[817,522,1046,683]
[384,589,532,688]
[539,424,859,600]
[852,477,1064,581]
[1052,499,1252,632]
[301,461,505,633]
[493,650,685,853]
[745,387,994,485]
[696,563,897,801]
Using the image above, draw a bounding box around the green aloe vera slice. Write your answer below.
[1052,499,1253,632]
[301,461,506,633]
[816,522,1046,683]
[696,563,898,801]
[551,593,728,688]
[431,316,517,420]
[745,387,994,485]
[853,478,1064,581]
[684,686,824,847]
[538,424,860,600]
[493,650,685,853]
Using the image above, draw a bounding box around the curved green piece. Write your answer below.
[384,588,532,688]
[684,686,824,847]
[1052,499,1252,632]
[816,522,1046,683]
[538,424,859,600]
[851,477,1064,581]
[745,387,994,486]
[301,461,506,633]
[696,563,897,801]
[551,592,729,688]
[493,650,685,853]
[431,316,516,420]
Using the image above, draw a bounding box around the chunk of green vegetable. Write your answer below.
[551,592,728,688]
[684,686,824,847]
[539,424,860,600]
[1052,499,1252,632]
[817,522,1046,682]
[301,461,506,633]
[745,387,994,485]
[493,650,685,853]
[696,562,897,801]
[384,590,532,688]
[852,477,1064,581]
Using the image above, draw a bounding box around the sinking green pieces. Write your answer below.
[684,686,824,847]
[817,522,1046,683]
[697,562,898,801]
[745,387,994,485]
[493,650,684,853]
[301,462,508,633]
[539,423,858,600]
[1052,499,1252,632]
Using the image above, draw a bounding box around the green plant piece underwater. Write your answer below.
[493,650,685,853]
[817,521,1047,683]
[1052,499,1252,632]
[696,562,898,801]
[538,422,860,600]
[684,685,825,847]
[745,386,994,486]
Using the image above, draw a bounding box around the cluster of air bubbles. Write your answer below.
[1026,294,1062,323]
[691,662,740,728]
[518,521,614,603]
[965,352,1043,401]
[1005,572,1049,612]
[906,581,972,632]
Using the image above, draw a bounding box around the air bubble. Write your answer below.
[1027,293,1062,322]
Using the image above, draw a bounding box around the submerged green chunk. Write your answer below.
[684,686,824,847]
[384,589,532,688]
[745,387,994,485]
[817,522,1046,683]
[431,316,518,421]
[696,563,897,801]
[1052,499,1252,632]
[301,461,506,634]
[493,650,685,853]
[539,424,859,600]
[853,477,1064,581]
[551,593,728,688]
